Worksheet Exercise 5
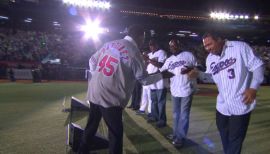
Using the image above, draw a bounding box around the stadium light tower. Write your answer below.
[62,0,111,9]
[210,11,257,21]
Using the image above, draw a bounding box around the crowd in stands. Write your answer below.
[0,27,269,83]
[0,28,94,67]
[252,45,270,83]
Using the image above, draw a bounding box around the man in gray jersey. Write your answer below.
[78,25,173,154]
[188,32,264,154]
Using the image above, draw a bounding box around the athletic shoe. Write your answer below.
[127,105,133,109]
[147,118,157,123]
[132,106,140,110]
[172,139,184,148]
[136,110,145,115]
[156,122,166,128]
[166,134,175,141]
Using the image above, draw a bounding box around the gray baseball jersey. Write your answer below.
[206,41,264,115]
[87,36,162,108]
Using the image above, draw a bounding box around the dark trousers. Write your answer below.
[216,110,251,154]
[150,88,167,124]
[130,81,142,109]
[79,103,123,154]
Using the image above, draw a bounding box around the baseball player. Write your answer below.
[188,32,264,154]
[160,38,197,147]
[144,39,168,128]
[136,53,152,115]
[79,25,173,154]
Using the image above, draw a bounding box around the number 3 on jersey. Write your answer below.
[228,68,235,79]
[98,55,119,76]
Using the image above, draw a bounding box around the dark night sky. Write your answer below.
[1,0,269,38]
[7,0,270,15]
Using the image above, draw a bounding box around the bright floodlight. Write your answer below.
[210,12,216,18]
[254,15,259,20]
[229,15,234,19]
[63,0,111,9]
[80,18,107,40]
[210,11,253,21]
[210,12,230,19]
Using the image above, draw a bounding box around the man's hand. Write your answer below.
[161,70,174,78]
[142,53,149,61]
[242,88,257,105]
[187,68,199,79]
[181,65,194,74]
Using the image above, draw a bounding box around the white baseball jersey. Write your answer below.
[147,49,168,89]
[206,41,264,116]
[160,51,197,97]
[87,36,162,108]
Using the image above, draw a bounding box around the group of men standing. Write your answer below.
[78,25,264,154]
[130,38,197,148]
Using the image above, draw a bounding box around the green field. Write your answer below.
[0,82,269,154]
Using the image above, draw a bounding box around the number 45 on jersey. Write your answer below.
[98,55,119,76]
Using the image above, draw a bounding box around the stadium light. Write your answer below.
[63,0,111,9]
[80,18,107,41]
[168,32,174,36]
[24,18,32,23]
[0,16,8,20]
[53,21,61,26]
[176,33,185,37]
[189,34,198,37]
[179,30,191,34]
[210,12,230,20]
[210,11,258,21]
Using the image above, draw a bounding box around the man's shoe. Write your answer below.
[156,122,166,128]
[136,110,145,115]
[132,107,139,111]
[166,134,175,141]
[172,139,184,148]
[127,105,133,109]
[147,118,157,123]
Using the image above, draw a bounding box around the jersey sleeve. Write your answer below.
[131,51,149,80]
[158,50,167,63]
[132,52,162,85]
[205,55,212,74]
[241,42,264,71]
[159,58,169,72]
[192,54,198,67]
[188,52,198,67]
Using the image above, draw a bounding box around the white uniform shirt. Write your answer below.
[160,51,197,97]
[147,49,168,89]
[206,41,264,115]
